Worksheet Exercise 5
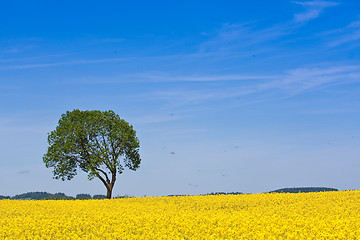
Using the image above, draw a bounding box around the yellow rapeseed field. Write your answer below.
[1,190,360,239]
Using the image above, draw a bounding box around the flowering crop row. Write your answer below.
[1,190,360,239]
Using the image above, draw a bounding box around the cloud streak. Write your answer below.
[143,64,360,106]
[198,1,339,55]
[264,64,360,95]
[0,57,136,70]
[199,23,289,53]
[123,73,279,83]
[327,20,360,47]
[294,1,338,23]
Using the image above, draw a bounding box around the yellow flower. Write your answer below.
[1,191,360,239]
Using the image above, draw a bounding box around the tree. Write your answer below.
[43,109,141,199]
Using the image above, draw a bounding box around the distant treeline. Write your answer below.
[0,192,107,200]
[269,187,338,193]
[0,188,340,200]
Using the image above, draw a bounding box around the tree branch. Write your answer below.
[94,136,105,154]
[93,135,113,170]
[95,167,110,184]
[81,138,113,171]
[102,134,114,165]
[111,170,116,187]
[79,138,103,164]
[95,172,108,188]
[85,140,103,159]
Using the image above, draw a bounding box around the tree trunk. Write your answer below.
[95,170,116,199]
[106,171,116,199]
[106,186,112,199]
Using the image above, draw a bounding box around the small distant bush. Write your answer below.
[0,195,11,200]
[51,192,75,200]
[92,194,107,199]
[76,194,92,200]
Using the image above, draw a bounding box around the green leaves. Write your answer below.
[43,109,141,191]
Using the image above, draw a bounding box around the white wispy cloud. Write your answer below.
[199,1,339,54]
[199,23,289,53]
[218,64,360,100]
[0,57,135,70]
[0,53,69,63]
[128,63,360,126]
[0,51,250,71]
[73,63,360,103]
[255,64,360,96]
[123,72,279,83]
[141,64,360,106]
[294,1,339,23]
[327,20,360,47]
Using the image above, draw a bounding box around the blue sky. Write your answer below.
[1,0,359,197]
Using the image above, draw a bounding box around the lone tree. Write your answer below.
[43,109,141,199]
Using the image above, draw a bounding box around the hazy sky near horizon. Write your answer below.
[1,0,359,197]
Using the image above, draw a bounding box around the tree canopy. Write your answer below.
[43,109,141,199]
